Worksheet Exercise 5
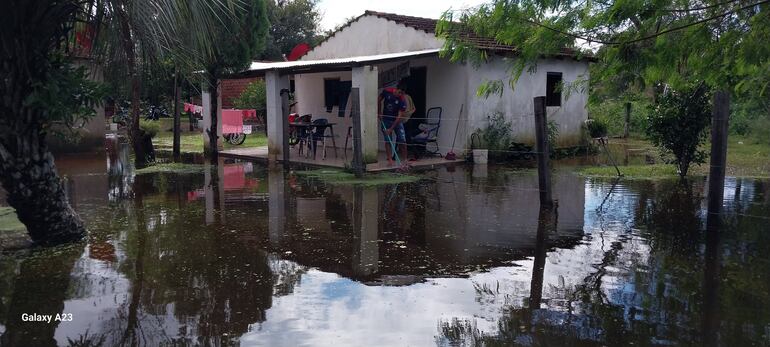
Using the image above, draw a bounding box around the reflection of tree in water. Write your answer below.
[435,178,770,346]
[84,173,306,345]
[0,243,82,346]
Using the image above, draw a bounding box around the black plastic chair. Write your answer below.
[311,118,338,159]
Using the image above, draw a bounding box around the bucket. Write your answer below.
[472,149,488,164]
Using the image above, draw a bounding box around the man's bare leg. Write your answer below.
[385,141,394,166]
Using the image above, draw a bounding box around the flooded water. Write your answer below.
[1,139,769,346]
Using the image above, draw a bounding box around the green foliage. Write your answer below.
[547,120,559,149]
[586,119,608,138]
[646,84,712,177]
[472,112,513,151]
[27,57,106,133]
[205,0,270,77]
[261,0,322,60]
[139,119,160,138]
[233,80,267,112]
[588,98,650,137]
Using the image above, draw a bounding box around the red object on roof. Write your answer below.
[287,43,312,61]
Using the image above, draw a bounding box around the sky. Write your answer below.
[317,0,489,31]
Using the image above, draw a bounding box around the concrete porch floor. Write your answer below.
[220,145,465,172]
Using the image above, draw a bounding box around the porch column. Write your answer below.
[352,186,380,276]
[352,65,379,164]
[201,82,223,151]
[266,70,290,162]
[268,167,286,246]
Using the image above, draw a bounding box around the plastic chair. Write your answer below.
[311,118,338,160]
[411,107,442,157]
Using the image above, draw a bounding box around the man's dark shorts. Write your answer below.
[381,117,406,144]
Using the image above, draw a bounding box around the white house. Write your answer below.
[223,11,592,167]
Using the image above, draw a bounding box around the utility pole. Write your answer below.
[534,96,553,207]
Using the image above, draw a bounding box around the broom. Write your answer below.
[445,104,464,160]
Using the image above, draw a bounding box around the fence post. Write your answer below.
[534,96,553,206]
[351,88,364,178]
[623,102,631,138]
[708,91,729,215]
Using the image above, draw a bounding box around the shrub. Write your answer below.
[646,84,712,178]
[139,119,160,138]
[233,80,267,113]
[547,120,559,149]
[588,99,650,136]
[473,112,513,152]
[586,119,609,138]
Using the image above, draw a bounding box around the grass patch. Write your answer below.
[577,164,679,179]
[152,118,267,154]
[0,207,25,232]
[295,169,422,186]
[135,162,206,175]
[586,136,770,179]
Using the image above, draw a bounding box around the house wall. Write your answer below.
[292,55,589,155]
[465,57,590,147]
[302,16,442,60]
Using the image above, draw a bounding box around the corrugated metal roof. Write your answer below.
[244,49,441,73]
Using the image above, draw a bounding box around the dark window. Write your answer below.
[323,78,352,116]
[546,72,562,107]
[323,78,339,110]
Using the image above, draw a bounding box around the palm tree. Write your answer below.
[0,0,259,245]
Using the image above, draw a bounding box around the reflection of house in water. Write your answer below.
[267,166,585,285]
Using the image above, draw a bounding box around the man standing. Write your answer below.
[378,80,409,166]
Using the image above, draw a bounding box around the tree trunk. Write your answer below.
[173,70,181,161]
[115,0,152,168]
[0,130,85,245]
[207,73,220,164]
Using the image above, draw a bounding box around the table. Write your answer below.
[289,122,337,159]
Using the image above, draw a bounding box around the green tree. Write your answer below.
[261,0,322,60]
[647,84,712,177]
[233,80,268,128]
[197,0,269,163]
[438,0,768,94]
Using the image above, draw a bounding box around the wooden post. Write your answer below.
[172,70,181,161]
[623,102,631,138]
[280,88,290,165]
[534,96,553,206]
[707,91,729,215]
[350,88,364,177]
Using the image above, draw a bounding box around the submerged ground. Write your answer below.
[0,138,769,346]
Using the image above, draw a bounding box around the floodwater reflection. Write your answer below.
[0,142,769,346]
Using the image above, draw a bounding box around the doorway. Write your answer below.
[403,67,427,143]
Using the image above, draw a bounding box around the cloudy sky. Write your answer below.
[317,0,489,31]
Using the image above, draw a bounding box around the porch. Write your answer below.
[203,48,468,172]
[220,146,463,172]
